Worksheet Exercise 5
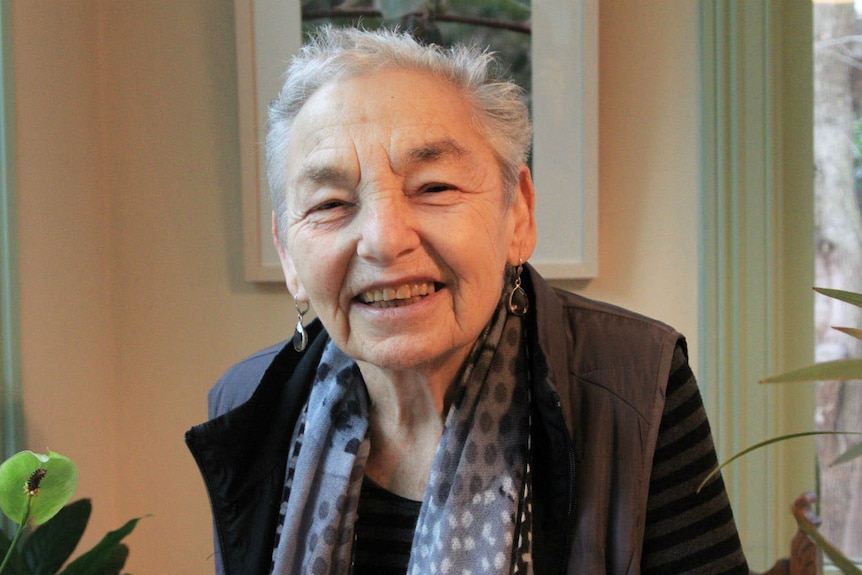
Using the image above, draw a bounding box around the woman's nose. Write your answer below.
[355,193,420,263]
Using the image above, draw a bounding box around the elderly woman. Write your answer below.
[187,27,749,575]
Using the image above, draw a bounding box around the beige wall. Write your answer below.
[13,0,122,559]
[12,1,700,573]
[575,0,700,343]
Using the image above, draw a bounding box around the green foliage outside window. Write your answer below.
[299,0,533,105]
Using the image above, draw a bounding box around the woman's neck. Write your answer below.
[356,345,468,419]
[357,361,460,500]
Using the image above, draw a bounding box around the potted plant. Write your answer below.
[0,450,143,575]
[704,288,862,574]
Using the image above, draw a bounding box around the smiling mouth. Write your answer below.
[359,281,440,308]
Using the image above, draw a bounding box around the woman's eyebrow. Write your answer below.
[292,139,470,187]
[405,138,470,165]
[292,165,354,189]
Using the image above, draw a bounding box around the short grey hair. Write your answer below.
[267,25,533,243]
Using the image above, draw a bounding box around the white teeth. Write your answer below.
[360,282,437,304]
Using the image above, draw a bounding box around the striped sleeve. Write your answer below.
[641,343,749,575]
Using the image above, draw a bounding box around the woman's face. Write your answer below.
[275,68,535,375]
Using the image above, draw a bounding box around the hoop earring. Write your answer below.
[508,264,529,316]
[293,299,310,352]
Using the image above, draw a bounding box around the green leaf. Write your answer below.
[832,440,862,466]
[0,452,78,526]
[814,287,862,308]
[698,431,862,492]
[58,516,143,575]
[793,509,862,574]
[833,326,862,340]
[91,544,128,575]
[760,359,862,383]
[21,499,91,575]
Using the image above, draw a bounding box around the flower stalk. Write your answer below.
[0,491,33,575]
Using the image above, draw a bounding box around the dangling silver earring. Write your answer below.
[508,263,529,316]
[293,299,310,352]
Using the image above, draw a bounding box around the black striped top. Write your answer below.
[349,344,748,574]
[641,344,749,574]
[352,477,420,575]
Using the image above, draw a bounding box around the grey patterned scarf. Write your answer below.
[271,298,532,575]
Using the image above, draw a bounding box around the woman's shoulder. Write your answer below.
[207,341,290,417]
[526,265,681,345]
[552,287,680,339]
[207,320,328,419]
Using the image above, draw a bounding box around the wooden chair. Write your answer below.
[754,492,821,575]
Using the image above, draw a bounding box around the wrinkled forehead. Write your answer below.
[298,67,471,129]
[284,69,492,180]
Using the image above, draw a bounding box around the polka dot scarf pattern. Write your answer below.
[408,301,532,575]
[271,299,532,575]
[270,347,370,575]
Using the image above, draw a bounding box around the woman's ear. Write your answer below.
[507,165,537,265]
[272,212,304,298]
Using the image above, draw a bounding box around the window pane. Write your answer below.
[299,1,533,108]
[813,0,862,557]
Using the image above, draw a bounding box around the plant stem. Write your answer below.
[0,523,24,575]
[0,498,32,575]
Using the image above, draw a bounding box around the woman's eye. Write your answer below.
[311,199,347,212]
[420,183,455,194]
[304,199,354,224]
